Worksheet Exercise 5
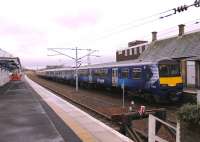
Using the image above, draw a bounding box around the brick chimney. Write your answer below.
[178,24,185,36]
[152,31,157,41]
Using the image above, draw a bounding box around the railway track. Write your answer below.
[27,72,181,142]
[27,74,121,131]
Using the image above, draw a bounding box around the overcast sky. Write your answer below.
[0,0,200,69]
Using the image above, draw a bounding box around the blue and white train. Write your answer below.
[37,59,183,102]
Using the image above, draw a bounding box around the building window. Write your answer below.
[134,48,137,55]
[125,50,128,56]
[132,68,142,79]
[129,49,132,55]
[118,50,122,55]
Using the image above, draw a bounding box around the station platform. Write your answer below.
[183,88,198,95]
[0,76,132,142]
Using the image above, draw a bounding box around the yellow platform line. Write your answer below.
[44,99,96,142]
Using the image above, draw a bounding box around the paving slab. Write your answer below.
[0,80,81,142]
[26,76,133,142]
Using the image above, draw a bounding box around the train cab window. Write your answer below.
[121,68,129,78]
[170,64,180,76]
[132,68,142,79]
[159,64,180,77]
[159,65,168,77]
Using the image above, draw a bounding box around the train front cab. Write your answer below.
[157,59,183,102]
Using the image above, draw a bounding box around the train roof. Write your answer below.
[38,60,154,72]
[38,67,73,72]
[80,59,154,69]
[38,57,181,72]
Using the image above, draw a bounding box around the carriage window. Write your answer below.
[121,68,129,78]
[79,70,88,76]
[94,68,108,77]
[132,68,142,79]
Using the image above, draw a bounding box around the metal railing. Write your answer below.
[148,114,180,142]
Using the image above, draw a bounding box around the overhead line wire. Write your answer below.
[58,0,200,48]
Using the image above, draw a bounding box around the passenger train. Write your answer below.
[37,59,183,103]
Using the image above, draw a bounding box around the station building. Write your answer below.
[138,24,200,89]
[116,40,148,61]
[115,25,200,89]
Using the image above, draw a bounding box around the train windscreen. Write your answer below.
[159,64,180,77]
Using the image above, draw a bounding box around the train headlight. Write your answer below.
[160,84,168,87]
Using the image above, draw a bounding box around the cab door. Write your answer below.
[112,68,118,86]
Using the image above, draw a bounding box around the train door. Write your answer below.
[89,69,92,83]
[112,68,118,86]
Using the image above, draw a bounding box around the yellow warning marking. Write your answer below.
[43,99,96,142]
[159,76,183,87]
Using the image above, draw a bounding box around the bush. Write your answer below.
[177,103,200,125]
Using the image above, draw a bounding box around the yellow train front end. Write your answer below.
[160,76,183,87]
[157,59,183,102]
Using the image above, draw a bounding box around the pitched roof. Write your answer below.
[139,31,200,62]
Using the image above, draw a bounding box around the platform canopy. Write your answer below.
[0,48,21,71]
[0,57,21,71]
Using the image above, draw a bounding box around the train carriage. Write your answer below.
[37,59,183,103]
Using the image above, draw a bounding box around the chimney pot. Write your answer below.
[178,24,185,36]
[152,31,157,41]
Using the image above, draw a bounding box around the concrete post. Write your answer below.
[148,114,156,142]
[176,121,181,142]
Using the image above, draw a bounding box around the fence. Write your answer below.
[148,114,180,142]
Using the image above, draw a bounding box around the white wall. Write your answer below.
[197,90,200,105]
[187,61,196,86]
[0,69,10,87]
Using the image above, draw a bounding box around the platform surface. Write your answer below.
[0,79,81,142]
[25,76,133,142]
[183,88,198,94]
